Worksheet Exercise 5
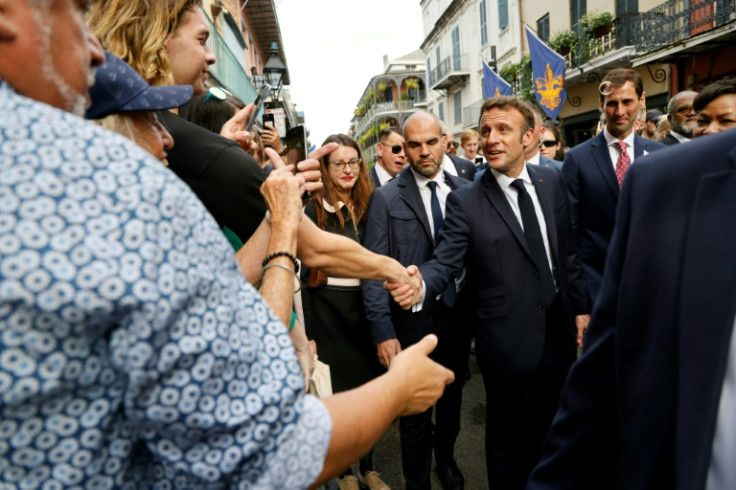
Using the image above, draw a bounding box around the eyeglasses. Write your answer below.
[204,86,231,104]
[382,143,403,154]
[329,158,362,170]
[539,140,558,148]
[446,142,458,149]
[674,105,695,115]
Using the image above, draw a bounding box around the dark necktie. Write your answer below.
[510,179,556,305]
[428,181,443,243]
[428,180,457,307]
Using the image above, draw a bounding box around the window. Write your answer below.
[480,0,488,46]
[499,0,508,29]
[439,101,445,122]
[426,57,432,84]
[453,91,462,125]
[537,14,550,42]
[452,26,461,71]
[436,46,442,80]
[570,0,586,33]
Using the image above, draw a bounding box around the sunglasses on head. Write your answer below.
[539,140,558,148]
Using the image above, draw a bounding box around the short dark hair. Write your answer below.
[600,68,643,103]
[478,96,535,134]
[694,77,736,112]
[379,126,402,143]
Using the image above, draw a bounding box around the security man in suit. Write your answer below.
[370,126,407,188]
[562,68,665,303]
[362,111,471,490]
[389,97,591,489]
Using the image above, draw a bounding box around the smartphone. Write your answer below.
[245,83,272,131]
[262,112,275,128]
[284,124,308,166]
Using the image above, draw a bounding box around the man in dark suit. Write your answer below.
[444,144,476,181]
[662,90,698,145]
[391,97,591,489]
[370,126,407,188]
[562,68,665,303]
[528,128,736,490]
[362,111,472,490]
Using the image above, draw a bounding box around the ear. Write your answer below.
[0,0,20,43]
[522,127,534,148]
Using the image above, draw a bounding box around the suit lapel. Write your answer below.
[397,169,433,243]
[590,132,620,199]
[528,165,559,261]
[676,162,736,488]
[481,169,531,257]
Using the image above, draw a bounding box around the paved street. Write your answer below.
[325,353,488,489]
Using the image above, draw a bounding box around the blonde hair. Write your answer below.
[87,0,202,86]
[460,129,479,144]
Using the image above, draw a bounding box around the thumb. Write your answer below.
[406,265,419,276]
[414,334,438,356]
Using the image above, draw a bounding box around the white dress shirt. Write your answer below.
[491,165,555,277]
[441,153,458,177]
[706,315,736,490]
[603,129,636,171]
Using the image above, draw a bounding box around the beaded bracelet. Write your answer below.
[262,251,300,274]
[261,263,301,293]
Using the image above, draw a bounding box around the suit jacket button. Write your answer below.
[533,272,540,279]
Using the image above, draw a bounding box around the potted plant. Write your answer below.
[548,30,577,56]
[581,10,614,38]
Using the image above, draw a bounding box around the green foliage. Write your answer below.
[548,30,577,55]
[499,54,533,102]
[581,10,614,31]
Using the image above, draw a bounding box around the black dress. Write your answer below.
[300,200,381,393]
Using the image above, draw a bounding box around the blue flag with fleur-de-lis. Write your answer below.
[525,26,567,121]
[482,59,513,99]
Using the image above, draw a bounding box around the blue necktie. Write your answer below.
[428,180,457,307]
[428,181,443,243]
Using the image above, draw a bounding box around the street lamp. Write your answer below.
[263,42,286,98]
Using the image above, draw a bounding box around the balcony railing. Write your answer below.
[354,98,427,136]
[429,54,470,90]
[563,0,735,68]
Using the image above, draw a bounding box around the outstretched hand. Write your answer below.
[389,334,454,415]
[384,265,423,310]
[260,148,304,229]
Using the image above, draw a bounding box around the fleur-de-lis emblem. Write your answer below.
[535,63,564,111]
[494,87,501,97]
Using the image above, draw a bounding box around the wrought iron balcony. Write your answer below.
[354,97,427,136]
[564,0,735,68]
[429,54,470,90]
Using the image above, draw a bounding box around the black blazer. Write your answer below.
[529,128,736,490]
[661,132,681,146]
[448,154,476,181]
[562,131,664,302]
[369,166,381,189]
[420,164,590,375]
[361,166,468,347]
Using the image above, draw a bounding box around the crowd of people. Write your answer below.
[2,1,736,490]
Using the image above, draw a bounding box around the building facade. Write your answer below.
[351,51,428,166]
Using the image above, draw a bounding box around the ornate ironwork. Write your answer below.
[564,0,736,67]
[646,65,668,83]
[568,95,582,107]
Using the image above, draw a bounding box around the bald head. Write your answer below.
[403,111,445,179]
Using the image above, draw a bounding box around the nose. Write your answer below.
[204,45,216,66]
[702,122,720,135]
[87,30,105,69]
[156,121,174,150]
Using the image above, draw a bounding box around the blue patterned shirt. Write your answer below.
[0,80,331,489]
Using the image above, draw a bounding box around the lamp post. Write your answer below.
[263,42,286,100]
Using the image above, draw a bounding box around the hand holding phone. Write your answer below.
[245,83,272,132]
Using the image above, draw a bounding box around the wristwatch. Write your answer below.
[278,148,288,156]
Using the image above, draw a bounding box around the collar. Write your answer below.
[491,163,531,190]
[527,151,541,166]
[410,167,446,190]
[321,198,346,213]
[373,160,394,185]
[441,154,458,176]
[603,128,636,150]
[670,130,691,143]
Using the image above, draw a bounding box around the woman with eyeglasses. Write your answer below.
[299,134,389,490]
[540,120,566,161]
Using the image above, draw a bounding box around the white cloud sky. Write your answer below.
[275,0,425,147]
